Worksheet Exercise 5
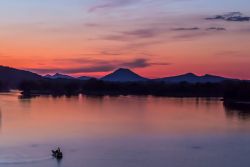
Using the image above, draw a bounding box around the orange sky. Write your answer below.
[0,0,250,79]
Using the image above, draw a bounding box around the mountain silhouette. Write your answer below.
[0,66,42,88]
[0,66,240,90]
[44,73,75,79]
[156,73,231,83]
[101,68,148,82]
[2,65,248,98]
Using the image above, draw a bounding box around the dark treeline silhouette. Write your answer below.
[222,81,250,109]
[19,79,83,97]
[223,81,250,101]
[0,80,9,92]
[16,79,250,102]
[82,79,224,97]
[0,81,3,91]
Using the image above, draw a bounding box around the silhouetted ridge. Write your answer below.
[184,73,197,77]
[44,73,75,79]
[156,72,230,83]
[0,65,246,98]
[101,68,148,82]
[41,68,234,83]
[0,66,244,99]
[0,66,42,88]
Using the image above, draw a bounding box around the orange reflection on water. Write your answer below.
[0,93,250,147]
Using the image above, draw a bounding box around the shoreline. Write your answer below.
[19,90,225,98]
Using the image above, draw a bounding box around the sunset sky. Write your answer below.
[0,0,250,79]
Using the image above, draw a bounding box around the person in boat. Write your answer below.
[57,147,61,154]
[52,147,63,159]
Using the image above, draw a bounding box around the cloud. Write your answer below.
[88,0,141,12]
[102,27,163,41]
[171,26,227,40]
[102,28,164,41]
[173,31,207,40]
[241,28,250,33]
[120,58,150,68]
[99,50,123,56]
[172,27,226,32]
[205,12,250,22]
[27,58,171,74]
[84,23,101,27]
[215,51,249,58]
[122,28,160,38]
[171,27,200,31]
[102,34,129,41]
[173,28,227,40]
[206,27,226,31]
[30,66,115,74]
[88,0,194,12]
[101,25,229,48]
[101,25,226,41]
[101,25,203,42]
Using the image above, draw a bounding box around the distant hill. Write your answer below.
[42,69,236,83]
[77,76,94,81]
[101,68,148,82]
[0,65,242,92]
[44,73,75,80]
[44,73,94,81]
[1,65,246,97]
[0,66,43,88]
[155,73,232,83]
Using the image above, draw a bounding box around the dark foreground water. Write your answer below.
[0,92,250,167]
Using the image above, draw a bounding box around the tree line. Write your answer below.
[12,78,250,101]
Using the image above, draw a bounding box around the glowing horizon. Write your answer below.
[0,0,250,79]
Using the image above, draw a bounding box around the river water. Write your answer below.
[0,92,250,167]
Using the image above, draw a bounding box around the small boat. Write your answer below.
[52,149,63,159]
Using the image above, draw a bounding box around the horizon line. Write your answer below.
[1,65,246,80]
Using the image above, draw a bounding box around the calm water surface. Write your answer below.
[0,92,250,167]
